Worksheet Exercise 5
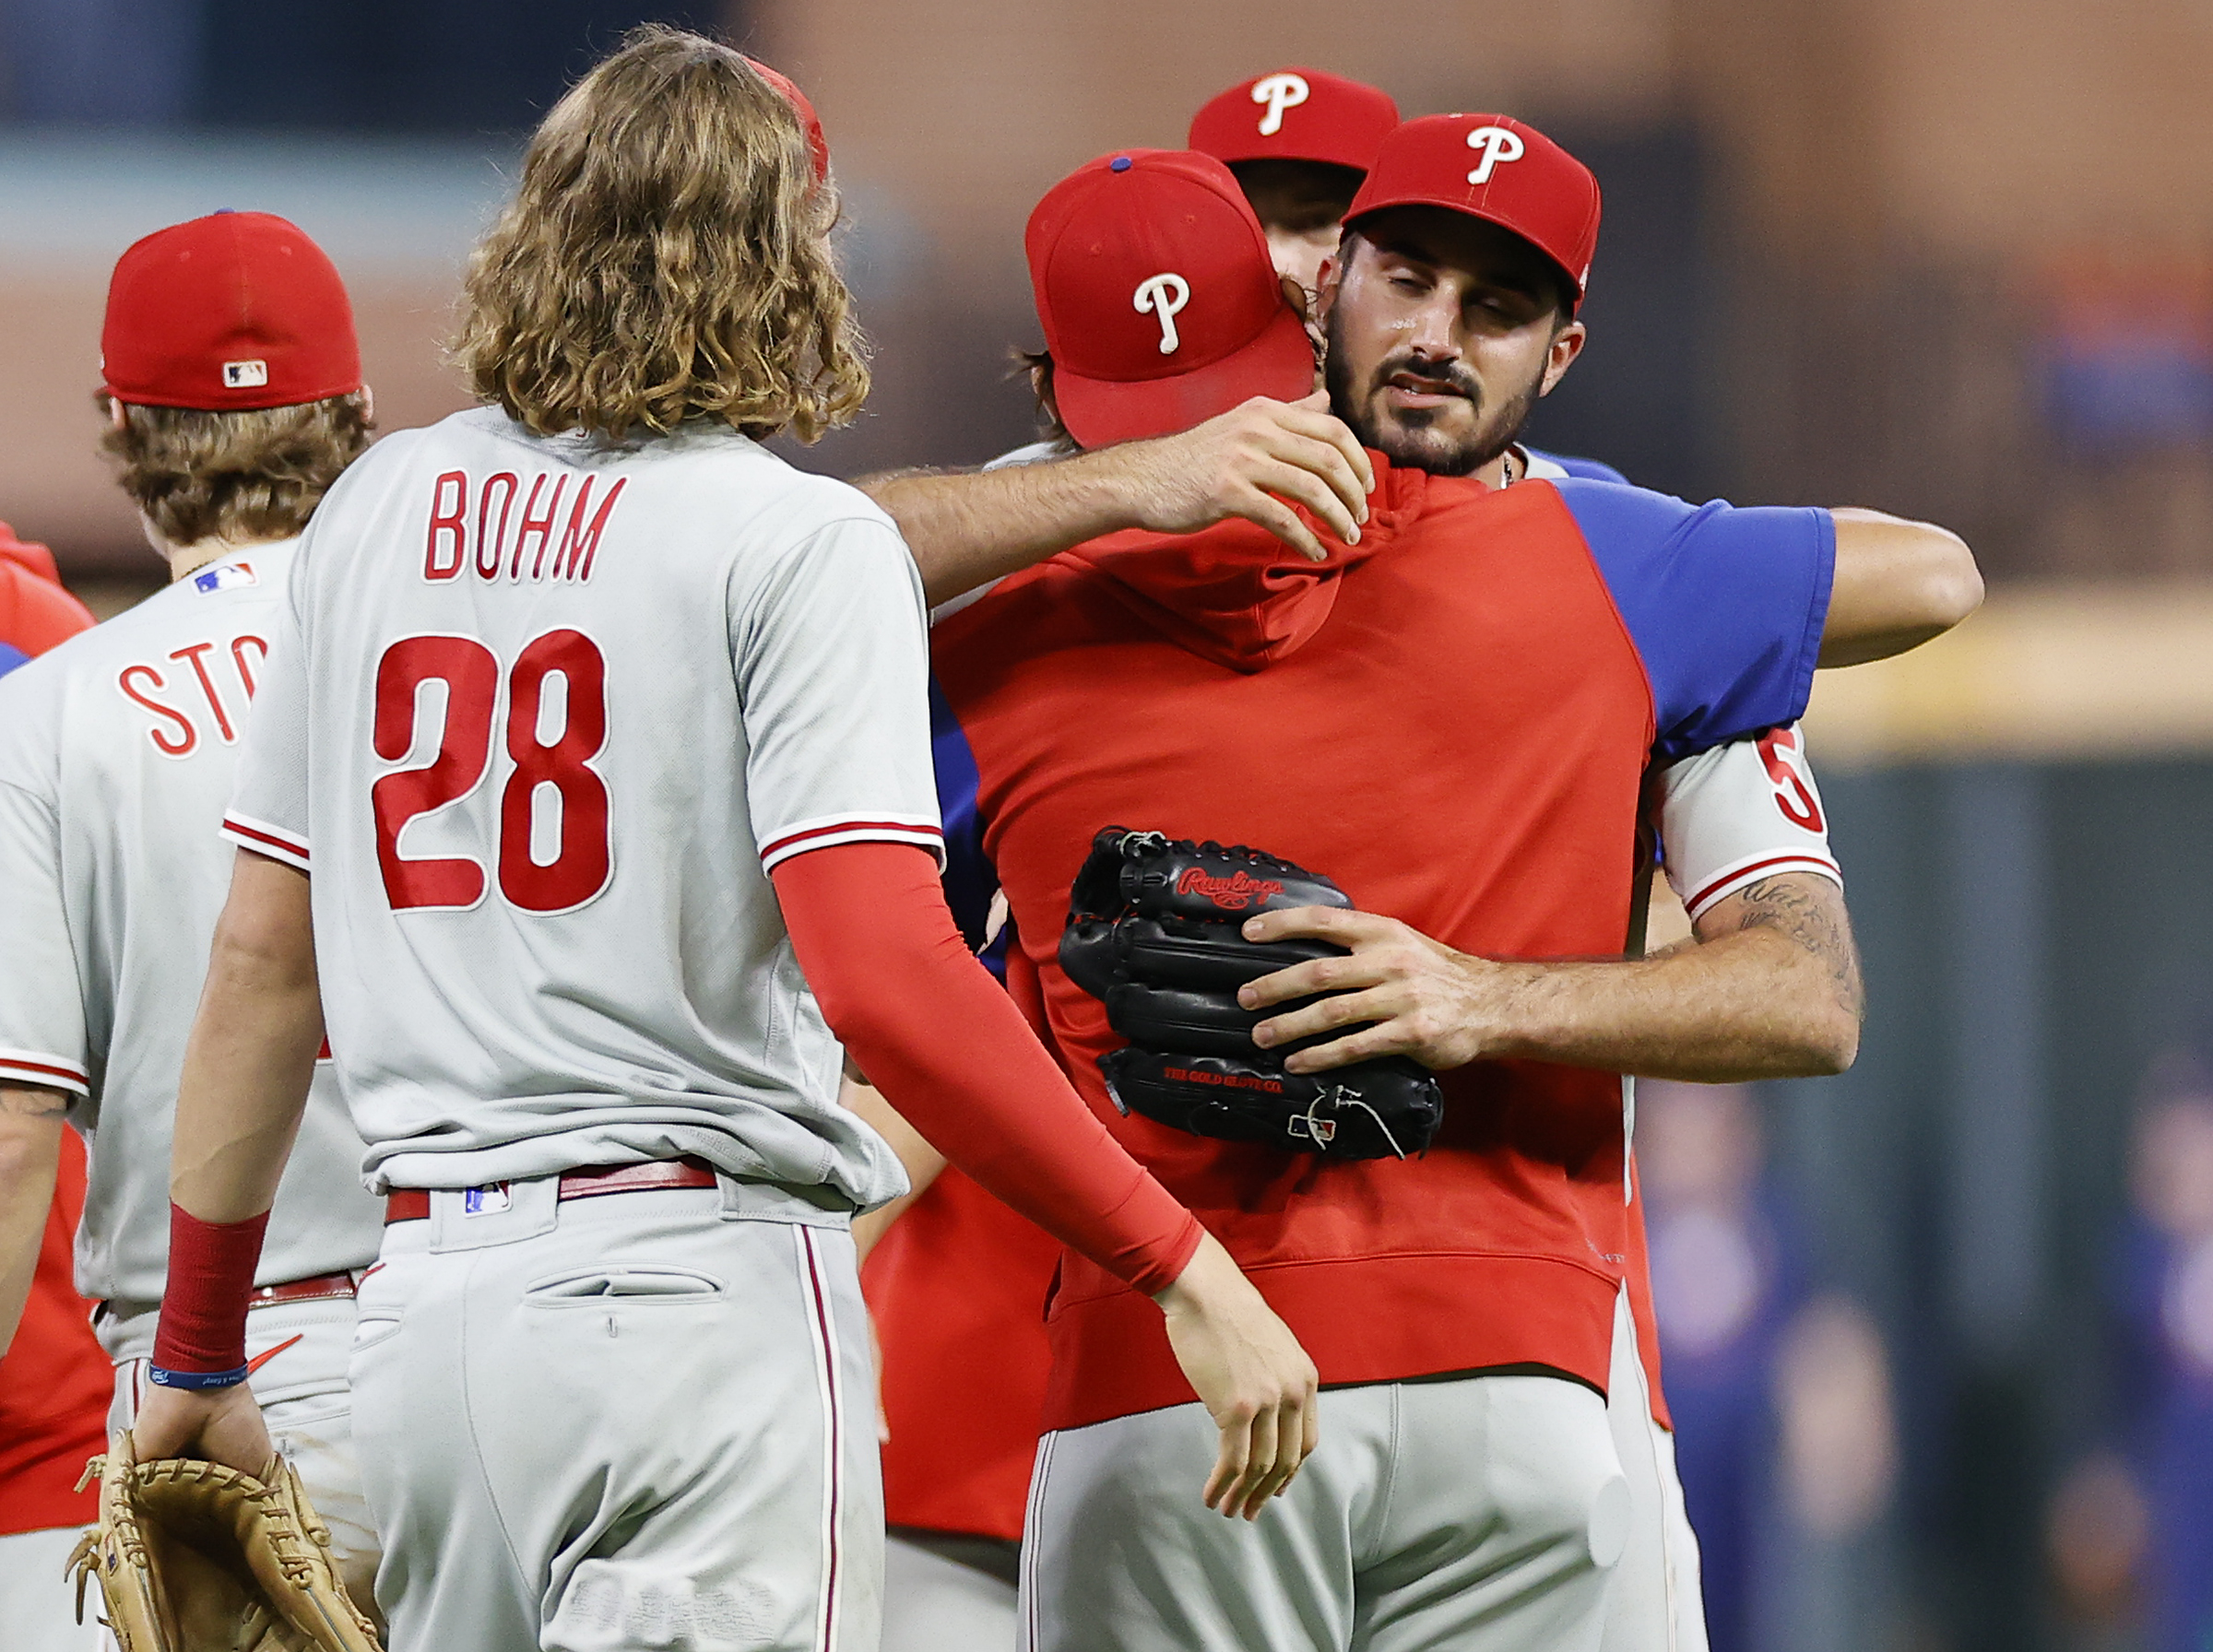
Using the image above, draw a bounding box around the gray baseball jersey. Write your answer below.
[223,407,934,1202]
[0,542,382,1313]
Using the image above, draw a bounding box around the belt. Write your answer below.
[246,1270,362,1306]
[384,1157,720,1224]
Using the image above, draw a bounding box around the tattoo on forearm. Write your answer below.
[1732,876,1864,1020]
[0,1086,73,1119]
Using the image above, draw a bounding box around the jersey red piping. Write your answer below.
[221,815,311,866]
[0,1053,89,1087]
[1686,852,1840,914]
[757,819,944,865]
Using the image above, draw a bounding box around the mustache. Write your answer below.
[1371,354,1482,405]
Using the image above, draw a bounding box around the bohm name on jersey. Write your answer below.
[423,469,629,586]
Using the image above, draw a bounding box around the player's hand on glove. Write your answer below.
[1239,906,1526,1072]
[1120,392,1374,562]
[1151,1231,1319,1520]
[128,1377,276,1476]
[72,1409,382,1652]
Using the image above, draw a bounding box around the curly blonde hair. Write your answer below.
[99,393,373,547]
[454,26,869,444]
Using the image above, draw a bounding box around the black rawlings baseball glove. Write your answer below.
[1061,829,1442,1160]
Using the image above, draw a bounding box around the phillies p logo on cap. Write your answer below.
[1188,67,1400,174]
[1464,125,1526,185]
[1250,72,1309,136]
[1133,274,1191,354]
[1345,113,1603,310]
[1024,149,1316,449]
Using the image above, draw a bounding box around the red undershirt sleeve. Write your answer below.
[773,840,1201,1296]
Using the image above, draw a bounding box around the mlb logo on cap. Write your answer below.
[1024,149,1316,449]
[223,360,269,390]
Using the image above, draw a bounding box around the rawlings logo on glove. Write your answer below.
[1173,867,1284,910]
[1062,829,1443,1161]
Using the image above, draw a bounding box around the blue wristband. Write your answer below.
[148,1363,251,1390]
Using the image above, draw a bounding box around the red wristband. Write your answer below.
[151,1203,270,1380]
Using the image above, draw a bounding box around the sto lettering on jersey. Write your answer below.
[422,470,628,586]
[115,633,268,758]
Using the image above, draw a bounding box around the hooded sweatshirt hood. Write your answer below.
[1064,451,1446,672]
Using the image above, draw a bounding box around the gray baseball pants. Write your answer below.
[349,1177,880,1652]
[1019,1357,1633,1652]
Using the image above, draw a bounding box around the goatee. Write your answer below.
[1322,307,1541,478]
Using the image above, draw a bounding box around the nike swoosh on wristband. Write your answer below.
[245,1333,304,1376]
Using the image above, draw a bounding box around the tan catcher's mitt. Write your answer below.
[67,1428,381,1652]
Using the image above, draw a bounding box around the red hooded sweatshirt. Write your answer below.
[929,458,1832,1431]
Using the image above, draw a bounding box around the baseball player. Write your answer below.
[858,122,1974,1652]
[1188,66,1399,301]
[0,525,108,1652]
[126,31,1315,1652]
[0,211,388,1622]
[916,130,1965,1652]
[1187,66,1629,490]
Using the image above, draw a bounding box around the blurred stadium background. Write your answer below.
[3,3,2208,1647]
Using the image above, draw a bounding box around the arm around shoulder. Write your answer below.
[858,394,1373,607]
[1821,509,1983,668]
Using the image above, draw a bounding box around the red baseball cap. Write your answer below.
[1189,68,1400,173]
[744,56,830,185]
[1345,113,1601,307]
[1026,150,1315,450]
[101,211,361,411]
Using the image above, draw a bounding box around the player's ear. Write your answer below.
[360,384,375,429]
[1538,320,1586,397]
[106,395,130,433]
[1282,275,1327,373]
[1313,257,1342,326]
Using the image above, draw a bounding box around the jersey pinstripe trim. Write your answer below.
[1022,1429,1058,1650]
[797,1226,846,1651]
[0,1047,89,1096]
[219,811,311,872]
[758,811,945,874]
[1683,850,1841,920]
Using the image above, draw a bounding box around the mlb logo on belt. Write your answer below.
[192,561,257,594]
[463,1183,513,1216]
[222,359,270,389]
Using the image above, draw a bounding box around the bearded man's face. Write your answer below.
[1318,207,1583,477]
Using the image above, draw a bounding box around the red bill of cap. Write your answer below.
[1026,149,1315,450]
[1189,68,1400,173]
[1345,113,1601,306]
[101,212,361,411]
[745,55,830,185]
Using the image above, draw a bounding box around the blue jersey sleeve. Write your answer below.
[929,677,1004,974]
[1525,448,1629,486]
[1555,479,1833,762]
